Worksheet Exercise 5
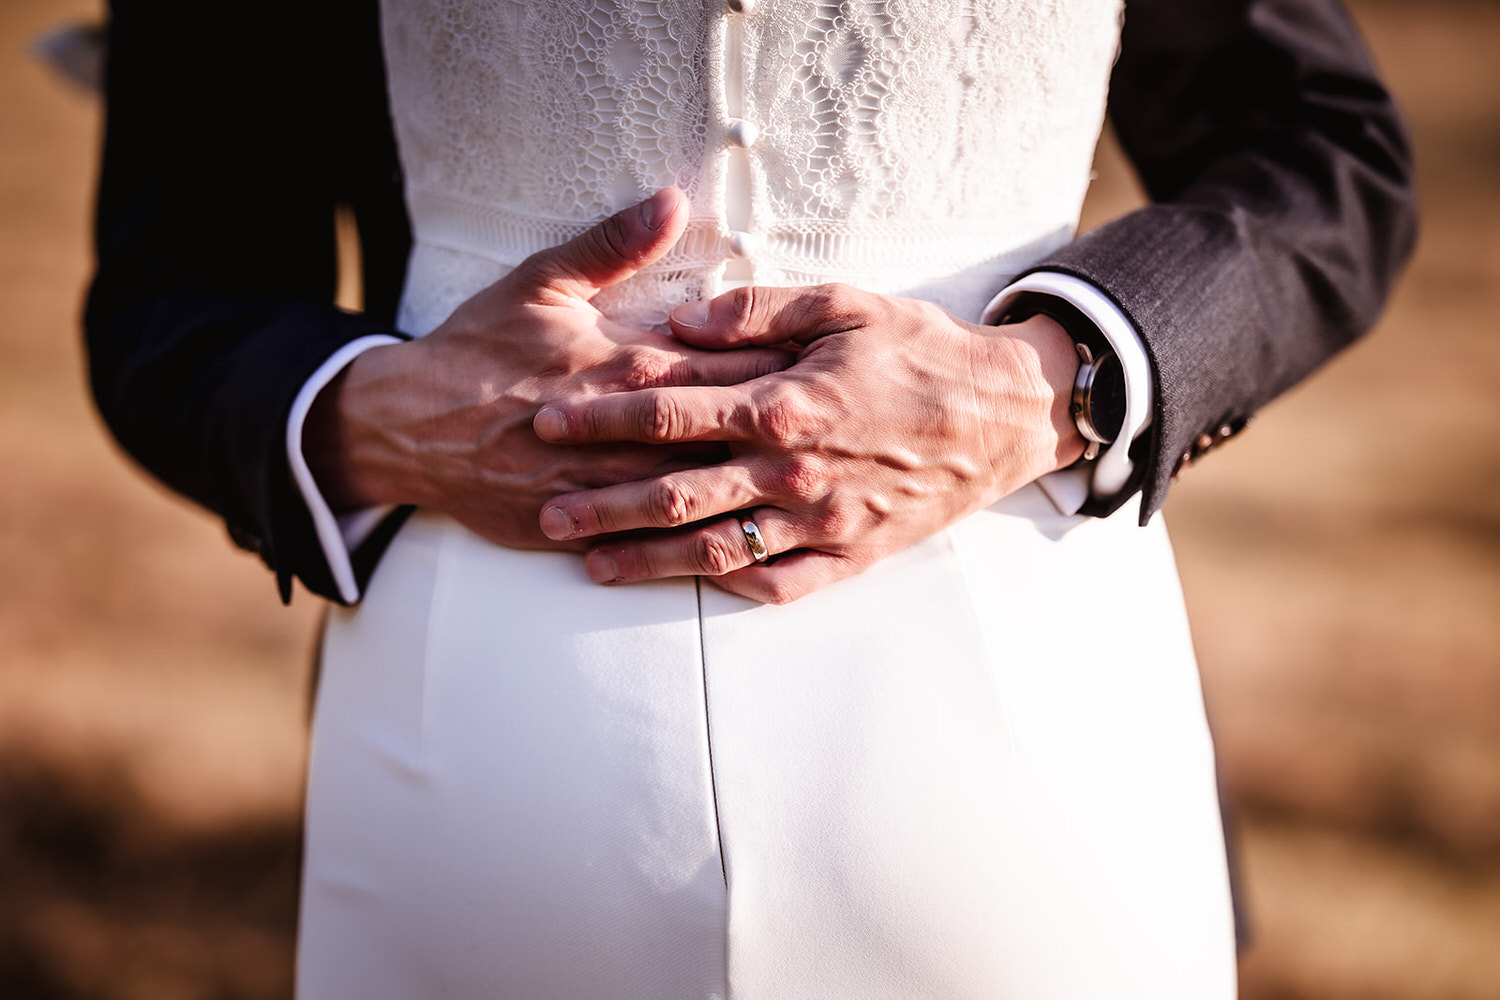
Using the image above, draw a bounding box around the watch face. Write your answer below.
[1086,352,1127,443]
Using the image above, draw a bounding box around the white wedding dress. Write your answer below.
[298,2,1237,997]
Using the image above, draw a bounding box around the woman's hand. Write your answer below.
[532,282,1088,602]
[301,189,787,551]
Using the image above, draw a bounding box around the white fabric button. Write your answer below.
[726,118,759,149]
[727,231,758,258]
[726,0,754,13]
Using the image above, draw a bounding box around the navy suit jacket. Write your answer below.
[85,0,1416,602]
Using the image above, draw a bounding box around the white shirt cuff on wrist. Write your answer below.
[982,271,1154,517]
[285,334,402,604]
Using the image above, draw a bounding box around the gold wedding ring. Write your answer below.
[739,519,769,562]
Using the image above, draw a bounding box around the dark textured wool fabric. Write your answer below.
[1038,0,1416,521]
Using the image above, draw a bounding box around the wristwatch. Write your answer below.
[998,292,1127,462]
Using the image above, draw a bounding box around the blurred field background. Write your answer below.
[2,0,1497,996]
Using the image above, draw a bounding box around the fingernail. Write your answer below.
[540,505,576,540]
[638,189,675,232]
[534,406,569,441]
[585,550,621,584]
[673,299,710,328]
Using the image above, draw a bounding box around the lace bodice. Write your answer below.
[380,0,1123,333]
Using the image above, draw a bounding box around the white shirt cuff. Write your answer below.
[285,334,402,604]
[981,272,1154,516]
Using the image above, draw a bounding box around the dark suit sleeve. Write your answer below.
[84,0,411,601]
[1030,0,1417,521]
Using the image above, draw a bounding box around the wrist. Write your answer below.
[966,313,1087,501]
[999,290,1138,467]
[303,340,416,510]
[984,275,1152,508]
[1001,313,1090,473]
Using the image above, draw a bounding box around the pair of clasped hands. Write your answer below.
[307,189,1086,603]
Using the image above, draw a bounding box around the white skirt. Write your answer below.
[297,484,1236,999]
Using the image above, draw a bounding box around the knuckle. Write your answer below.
[647,479,696,526]
[692,532,739,576]
[623,351,672,391]
[593,212,633,264]
[754,389,814,445]
[562,212,634,280]
[815,507,856,542]
[808,282,864,327]
[576,404,612,443]
[772,454,827,502]
[818,282,854,309]
[641,392,686,441]
[724,285,757,327]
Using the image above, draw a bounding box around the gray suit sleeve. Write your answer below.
[1029,0,1417,521]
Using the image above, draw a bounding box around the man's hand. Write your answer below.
[532,283,1088,602]
[301,188,787,551]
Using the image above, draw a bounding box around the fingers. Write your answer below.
[534,383,762,446]
[579,509,797,586]
[539,463,762,540]
[605,336,790,393]
[668,282,871,349]
[666,343,793,388]
[712,550,859,605]
[534,371,831,447]
[541,463,863,604]
[573,506,865,605]
[511,188,689,301]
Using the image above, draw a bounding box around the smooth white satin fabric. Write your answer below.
[299,490,1235,999]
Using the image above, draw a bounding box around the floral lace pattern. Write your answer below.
[381,0,1123,333]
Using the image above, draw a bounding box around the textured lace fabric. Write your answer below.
[380,0,1124,333]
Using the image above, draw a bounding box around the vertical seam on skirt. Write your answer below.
[694,577,732,1000]
[694,577,727,888]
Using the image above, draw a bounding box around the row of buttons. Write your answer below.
[725,118,757,257]
[1171,418,1249,480]
[724,0,756,267]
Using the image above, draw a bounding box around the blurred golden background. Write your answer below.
[2,0,1497,996]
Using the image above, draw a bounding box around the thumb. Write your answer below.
[512,188,689,301]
